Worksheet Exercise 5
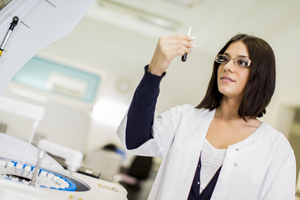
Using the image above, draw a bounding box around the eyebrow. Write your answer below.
[224,52,249,58]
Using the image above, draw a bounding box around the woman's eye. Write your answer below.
[237,60,248,66]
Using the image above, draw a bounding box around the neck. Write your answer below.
[215,96,242,121]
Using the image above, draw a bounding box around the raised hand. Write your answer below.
[148,35,195,76]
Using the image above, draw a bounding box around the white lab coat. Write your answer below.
[117,104,296,200]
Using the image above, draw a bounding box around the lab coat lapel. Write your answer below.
[159,109,215,199]
[211,123,264,199]
[210,145,239,199]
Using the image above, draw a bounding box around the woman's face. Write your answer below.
[217,41,251,100]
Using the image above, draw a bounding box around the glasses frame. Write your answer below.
[215,54,251,67]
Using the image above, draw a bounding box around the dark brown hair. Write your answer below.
[196,34,276,120]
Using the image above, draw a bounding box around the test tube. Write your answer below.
[181,27,193,62]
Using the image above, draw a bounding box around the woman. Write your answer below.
[117,34,296,199]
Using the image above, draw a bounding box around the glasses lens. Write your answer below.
[235,58,250,67]
[215,54,229,63]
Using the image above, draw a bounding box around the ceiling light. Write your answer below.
[96,0,182,31]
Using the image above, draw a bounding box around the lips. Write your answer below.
[221,76,235,82]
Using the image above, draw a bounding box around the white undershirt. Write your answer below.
[199,138,227,194]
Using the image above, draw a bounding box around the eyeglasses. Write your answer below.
[215,54,251,68]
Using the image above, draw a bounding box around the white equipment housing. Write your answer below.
[0,0,128,199]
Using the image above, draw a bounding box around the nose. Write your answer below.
[223,59,235,73]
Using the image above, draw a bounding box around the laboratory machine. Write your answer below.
[0,0,128,199]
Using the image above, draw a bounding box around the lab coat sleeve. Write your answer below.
[261,136,296,200]
[117,104,183,158]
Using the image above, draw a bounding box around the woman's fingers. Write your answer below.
[161,44,191,58]
[160,36,194,48]
[148,35,195,76]
[159,42,194,61]
[159,37,194,57]
[160,42,194,54]
[162,34,195,41]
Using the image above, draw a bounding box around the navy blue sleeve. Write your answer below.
[125,65,166,150]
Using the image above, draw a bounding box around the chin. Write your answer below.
[218,86,231,96]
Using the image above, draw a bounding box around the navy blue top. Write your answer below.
[125,65,221,199]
